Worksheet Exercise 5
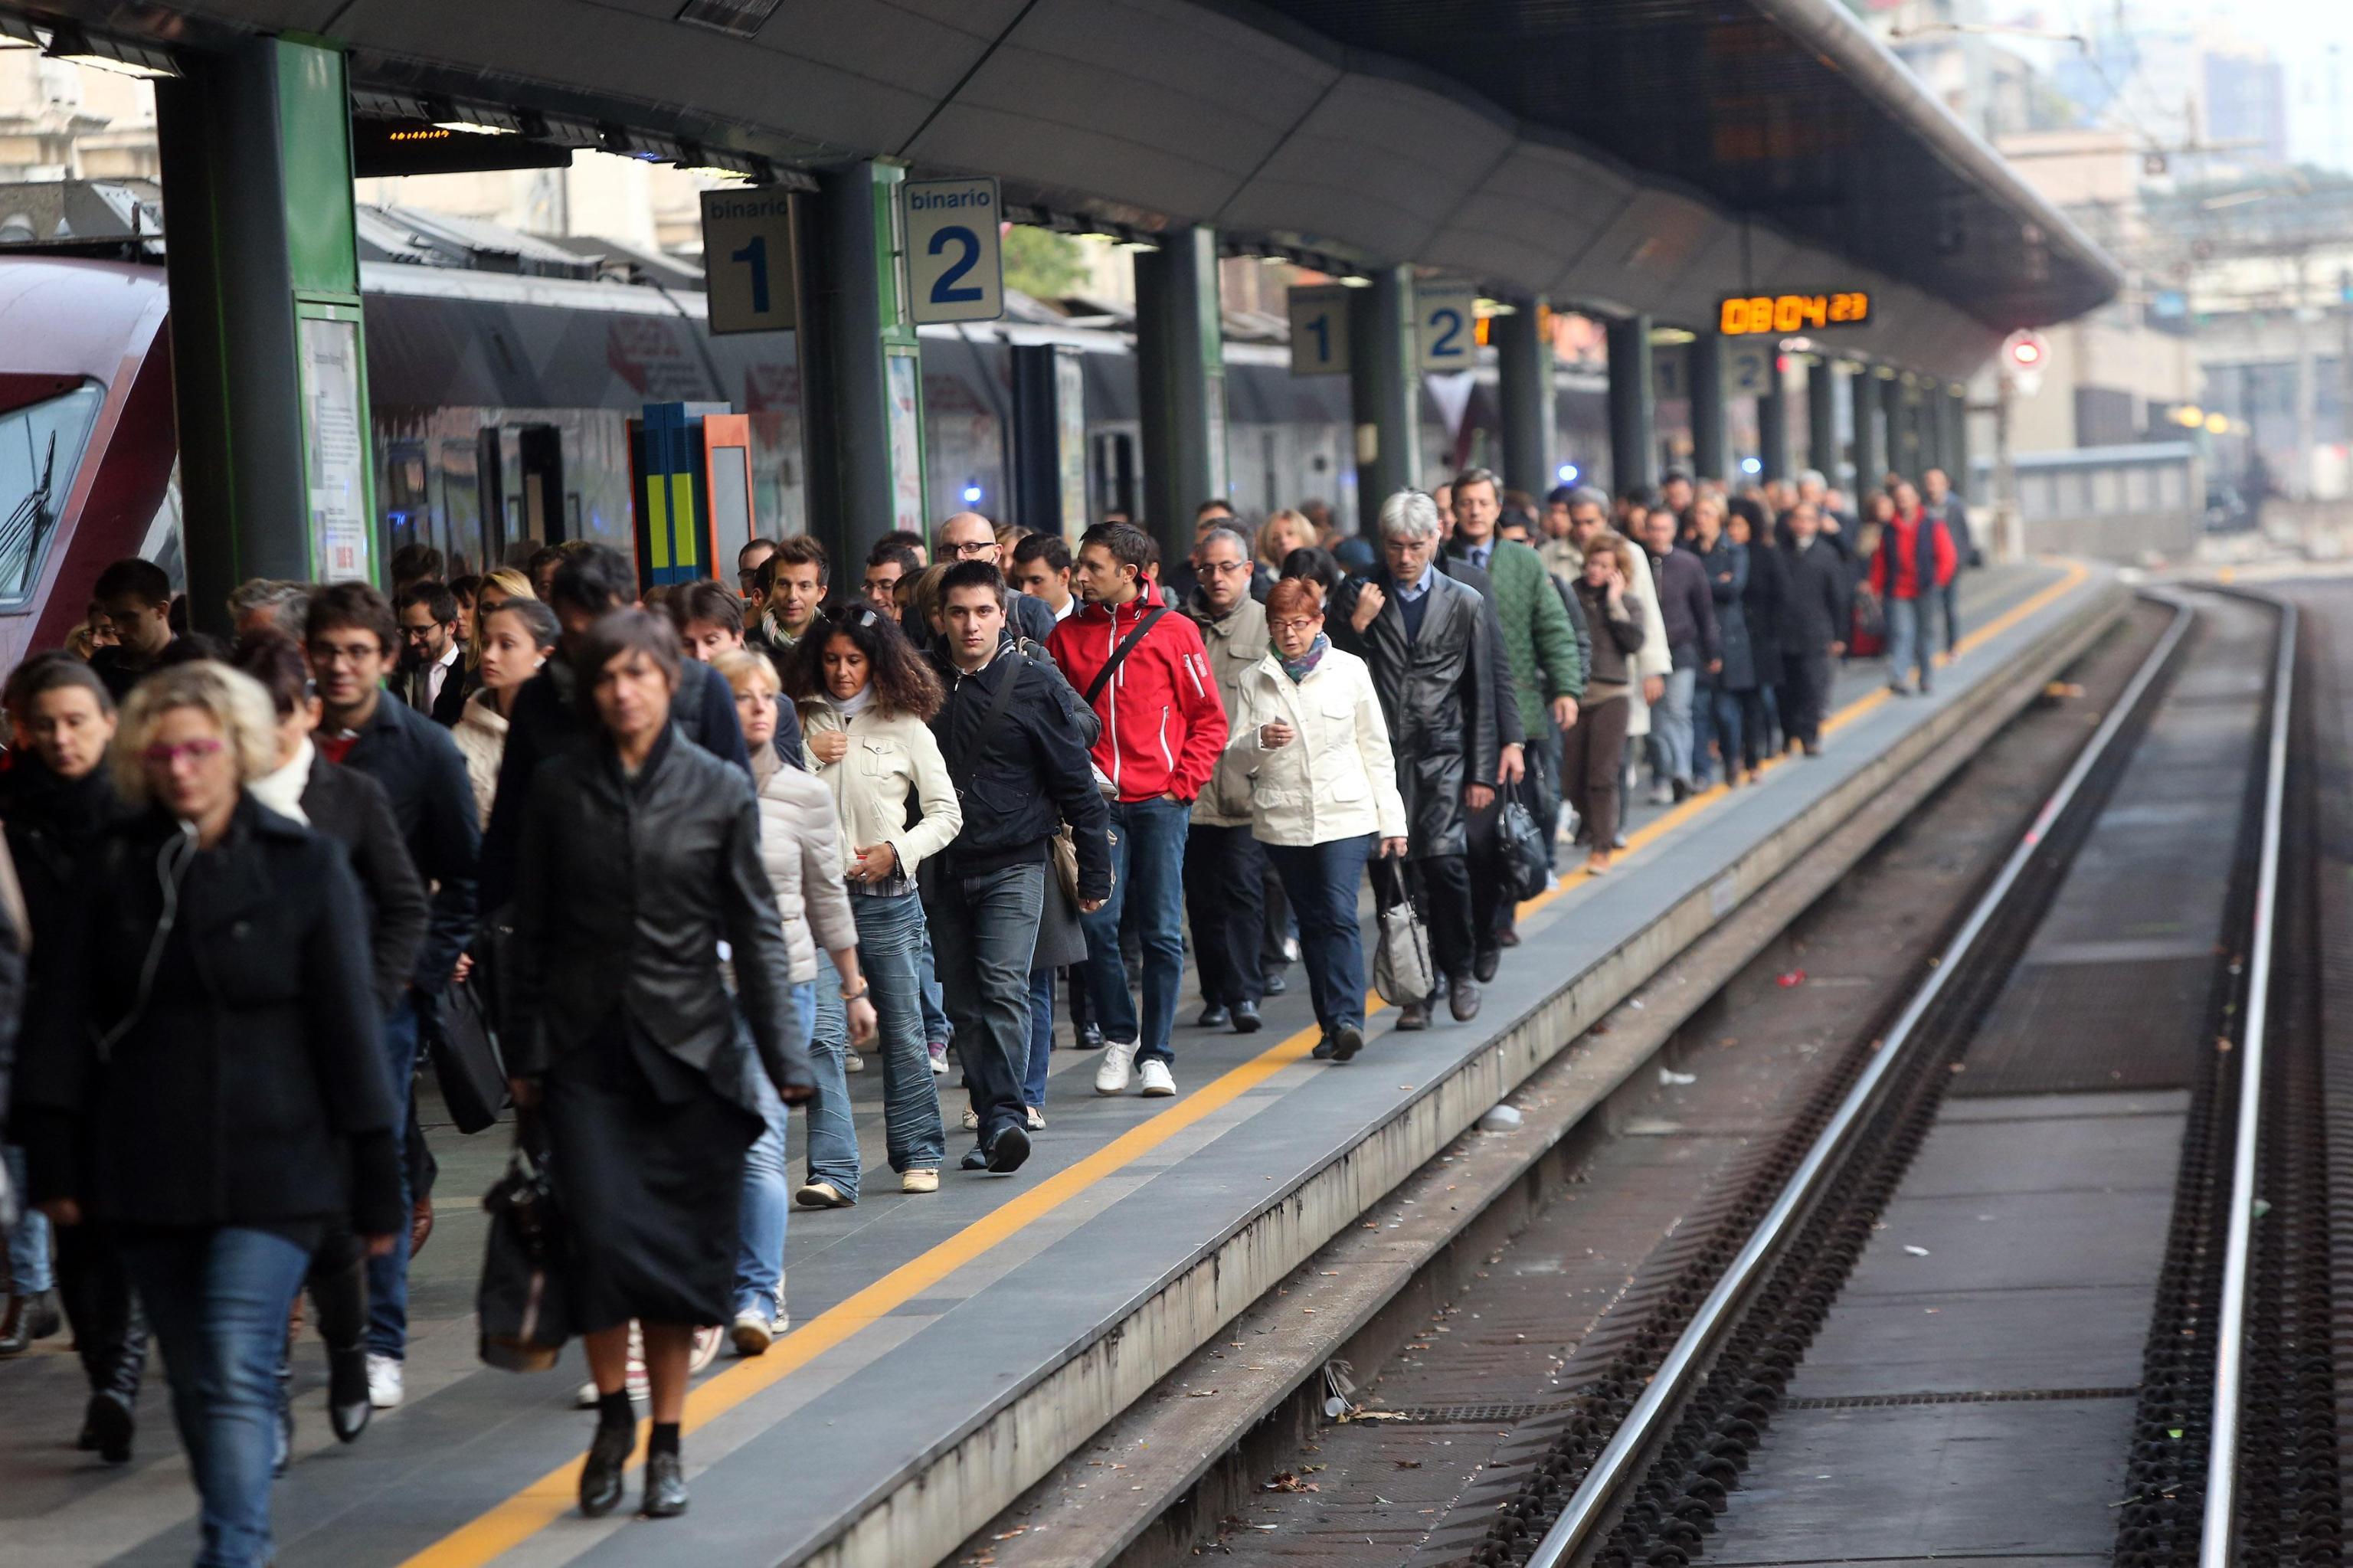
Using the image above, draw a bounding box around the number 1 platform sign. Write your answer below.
[905,176,1004,326]
[701,186,800,336]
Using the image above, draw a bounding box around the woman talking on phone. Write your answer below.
[1564,534,1651,875]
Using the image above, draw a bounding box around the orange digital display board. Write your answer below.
[1717,292,1873,336]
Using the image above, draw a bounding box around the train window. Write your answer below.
[0,382,102,606]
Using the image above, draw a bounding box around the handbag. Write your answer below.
[1370,856,1434,1009]
[1496,786,1553,905]
[476,1119,571,1373]
[1848,586,1886,657]
[426,979,508,1135]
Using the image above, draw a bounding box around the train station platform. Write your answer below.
[0,560,2125,1568]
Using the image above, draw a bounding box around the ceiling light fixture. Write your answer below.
[43,23,181,80]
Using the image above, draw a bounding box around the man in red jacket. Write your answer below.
[1867,481,1958,696]
[1049,522,1227,1099]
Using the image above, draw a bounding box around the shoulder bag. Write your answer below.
[1370,855,1434,1009]
[476,1115,571,1373]
[1496,784,1553,905]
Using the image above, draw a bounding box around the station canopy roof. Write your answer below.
[37,0,2121,377]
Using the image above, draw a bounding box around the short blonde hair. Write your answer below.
[711,646,779,699]
[110,661,280,806]
[470,567,536,663]
[1258,509,1314,566]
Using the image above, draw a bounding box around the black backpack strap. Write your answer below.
[1082,606,1170,708]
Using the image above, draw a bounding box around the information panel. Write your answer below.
[1288,284,1353,376]
[905,177,1004,325]
[1416,282,1479,373]
[701,186,800,336]
[298,311,371,580]
[1717,291,1873,336]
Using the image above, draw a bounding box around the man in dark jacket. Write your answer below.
[1922,467,1974,655]
[925,562,1111,1174]
[1636,506,1720,802]
[304,583,479,1412]
[1776,502,1850,756]
[1329,489,1503,1027]
[938,512,1059,645]
[87,557,190,702]
[479,545,752,912]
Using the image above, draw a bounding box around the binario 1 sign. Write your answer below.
[905,177,1005,325]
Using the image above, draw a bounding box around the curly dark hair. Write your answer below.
[782,604,941,721]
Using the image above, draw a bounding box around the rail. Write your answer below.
[1523,597,2201,1567]
[2199,593,2296,1565]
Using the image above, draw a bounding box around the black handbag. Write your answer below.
[1497,786,1553,905]
[425,979,508,1135]
[476,1121,571,1373]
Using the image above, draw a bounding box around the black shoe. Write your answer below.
[1671,777,1692,803]
[581,1417,634,1517]
[1195,1003,1230,1029]
[0,1295,29,1355]
[1311,1033,1337,1060]
[960,1145,990,1172]
[83,1392,134,1465]
[1229,1000,1262,1034]
[1330,1025,1365,1062]
[1450,979,1483,1023]
[273,1360,294,1478]
[23,1288,59,1341]
[1075,1021,1104,1050]
[1396,1002,1430,1032]
[1473,944,1500,984]
[986,1126,1031,1174]
[1262,972,1288,997]
[328,1347,371,1443]
[641,1451,689,1519]
[1497,929,1521,949]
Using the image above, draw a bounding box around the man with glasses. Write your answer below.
[394,581,468,726]
[940,512,1056,644]
[1179,526,1271,1034]
[304,582,479,1414]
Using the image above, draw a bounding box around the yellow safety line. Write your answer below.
[399,559,2092,1567]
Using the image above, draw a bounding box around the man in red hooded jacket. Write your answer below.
[1867,481,1957,696]
[1049,522,1227,1099]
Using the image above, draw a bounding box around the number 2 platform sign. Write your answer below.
[905,177,1004,326]
[701,186,800,336]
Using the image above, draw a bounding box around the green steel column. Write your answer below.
[155,35,371,627]
[1688,329,1726,484]
[1494,299,1555,499]
[801,160,925,572]
[1947,386,1972,492]
[1917,378,1943,474]
[1851,367,1883,495]
[1607,314,1657,496]
[1350,266,1419,534]
[1806,356,1840,482]
[1758,355,1791,483]
[1134,226,1226,567]
[1880,374,1907,482]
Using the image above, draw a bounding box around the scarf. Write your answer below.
[249,735,314,826]
[1277,633,1330,686]
[826,684,875,720]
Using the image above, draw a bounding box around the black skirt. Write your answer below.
[541,1019,758,1332]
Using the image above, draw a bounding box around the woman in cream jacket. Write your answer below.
[785,607,961,1199]
[1225,580,1409,1064]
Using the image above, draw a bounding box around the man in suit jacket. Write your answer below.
[1775,502,1851,756]
[395,581,470,727]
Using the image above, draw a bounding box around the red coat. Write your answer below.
[1048,581,1226,804]
[1868,509,1958,601]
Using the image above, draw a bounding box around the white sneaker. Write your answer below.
[689,1324,725,1373]
[1025,1105,1046,1131]
[1648,781,1674,806]
[731,1311,773,1357]
[1138,1059,1176,1097]
[571,1323,650,1408]
[927,1040,950,1075]
[1095,1039,1138,1095]
[844,1049,866,1074]
[961,1105,979,1131]
[365,1353,404,1410]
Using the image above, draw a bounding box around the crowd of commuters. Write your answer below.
[0,461,1970,1559]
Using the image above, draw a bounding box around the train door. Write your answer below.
[1090,430,1135,525]
[516,424,565,550]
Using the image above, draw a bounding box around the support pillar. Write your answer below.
[156,36,371,627]
[1606,314,1657,496]
[1880,374,1907,483]
[1758,355,1791,483]
[1850,368,1883,496]
[1134,226,1227,567]
[1688,329,1726,485]
[1806,358,1840,483]
[1350,267,1419,535]
[1010,343,1087,542]
[1494,300,1556,500]
[801,160,925,572]
[1947,386,1972,494]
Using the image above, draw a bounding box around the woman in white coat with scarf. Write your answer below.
[1224,580,1408,1064]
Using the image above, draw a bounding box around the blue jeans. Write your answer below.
[1886,596,1931,690]
[924,862,1044,1144]
[806,892,943,1194]
[120,1226,311,1568]
[1024,968,1054,1110]
[4,1144,51,1293]
[735,980,811,1322]
[1695,686,1743,785]
[365,991,421,1360]
[1266,834,1375,1037]
[1939,581,1962,655]
[1646,663,1697,784]
[916,923,951,1049]
[1078,797,1190,1065]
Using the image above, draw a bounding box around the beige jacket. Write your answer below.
[798,702,962,882]
[1224,646,1408,847]
[450,688,507,824]
[1621,545,1674,739]
[752,751,860,983]
[1189,593,1269,827]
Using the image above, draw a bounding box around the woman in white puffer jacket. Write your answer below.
[1225,579,1409,1065]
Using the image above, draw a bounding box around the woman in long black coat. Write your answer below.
[1730,498,1788,778]
[13,660,398,1568]
[502,609,813,1521]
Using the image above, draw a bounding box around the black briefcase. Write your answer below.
[426,980,509,1134]
[477,1126,571,1373]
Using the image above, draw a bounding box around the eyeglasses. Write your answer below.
[308,640,385,667]
[947,540,997,559]
[1199,559,1252,576]
[142,738,224,768]
[1268,617,1320,634]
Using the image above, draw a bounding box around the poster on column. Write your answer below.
[905,177,1004,325]
[299,313,371,581]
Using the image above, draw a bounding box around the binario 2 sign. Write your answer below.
[905,177,1005,325]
